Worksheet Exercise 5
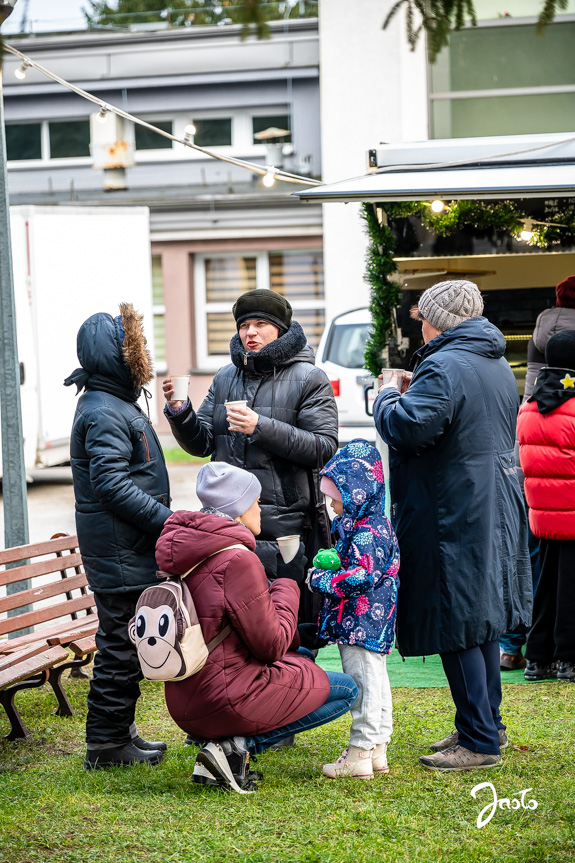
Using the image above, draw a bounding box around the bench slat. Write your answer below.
[46,622,99,648]
[0,573,90,615]
[0,613,98,653]
[0,646,70,689]
[68,636,96,657]
[0,594,96,638]
[0,642,51,673]
[0,535,79,566]
[0,553,84,588]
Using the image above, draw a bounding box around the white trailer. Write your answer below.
[0,205,156,477]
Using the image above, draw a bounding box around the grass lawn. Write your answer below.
[162,448,209,465]
[0,673,572,863]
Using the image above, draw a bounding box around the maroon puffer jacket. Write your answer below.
[155,510,330,739]
[517,398,575,540]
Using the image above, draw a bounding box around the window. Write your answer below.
[151,256,167,371]
[49,120,90,158]
[269,252,325,347]
[430,20,575,138]
[135,120,173,150]
[7,119,92,161]
[194,118,232,147]
[195,250,325,369]
[252,115,292,144]
[6,123,42,160]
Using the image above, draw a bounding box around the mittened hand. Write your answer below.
[313,548,341,571]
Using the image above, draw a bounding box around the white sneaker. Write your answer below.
[372,742,390,774]
[323,745,374,780]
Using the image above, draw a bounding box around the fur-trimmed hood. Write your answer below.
[118,302,154,390]
[229,320,312,375]
[64,302,153,398]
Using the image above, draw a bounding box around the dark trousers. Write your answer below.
[526,538,575,664]
[86,590,143,748]
[440,639,503,755]
[499,520,541,655]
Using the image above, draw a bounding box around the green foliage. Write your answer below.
[0,673,573,863]
[384,0,568,62]
[85,0,318,35]
[362,204,403,377]
[361,197,575,373]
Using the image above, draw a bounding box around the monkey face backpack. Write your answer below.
[129,545,243,682]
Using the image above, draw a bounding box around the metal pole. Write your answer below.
[0,2,32,634]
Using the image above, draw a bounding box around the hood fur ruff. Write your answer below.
[119,302,154,389]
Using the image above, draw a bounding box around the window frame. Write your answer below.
[6,118,93,167]
[428,15,575,139]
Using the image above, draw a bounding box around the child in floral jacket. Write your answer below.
[309,438,399,779]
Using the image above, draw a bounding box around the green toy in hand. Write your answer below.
[313,548,341,571]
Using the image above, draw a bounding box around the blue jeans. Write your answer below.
[244,670,358,755]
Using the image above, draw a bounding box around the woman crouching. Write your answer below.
[155,462,358,793]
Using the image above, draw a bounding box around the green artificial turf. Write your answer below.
[0,668,572,863]
[316,644,529,686]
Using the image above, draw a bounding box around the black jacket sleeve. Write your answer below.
[249,368,338,467]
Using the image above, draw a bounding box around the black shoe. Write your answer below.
[269,734,296,751]
[194,741,259,794]
[132,735,168,753]
[557,661,575,681]
[524,660,558,681]
[184,734,204,747]
[84,742,164,770]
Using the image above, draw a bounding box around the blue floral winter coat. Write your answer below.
[309,439,400,654]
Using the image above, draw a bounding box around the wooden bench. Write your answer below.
[0,534,98,740]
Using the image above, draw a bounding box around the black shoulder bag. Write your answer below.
[299,438,334,624]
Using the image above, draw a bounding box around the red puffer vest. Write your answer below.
[517,398,575,540]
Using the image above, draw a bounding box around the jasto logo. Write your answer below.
[470,782,538,828]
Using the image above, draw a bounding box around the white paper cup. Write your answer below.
[225,400,248,430]
[381,368,405,387]
[277,535,300,564]
[170,375,190,400]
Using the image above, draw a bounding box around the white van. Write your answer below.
[0,205,156,477]
[315,308,377,445]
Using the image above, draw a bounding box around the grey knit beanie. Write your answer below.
[418,280,484,332]
[196,462,261,518]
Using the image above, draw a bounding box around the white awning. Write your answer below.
[295,133,575,204]
[295,163,575,204]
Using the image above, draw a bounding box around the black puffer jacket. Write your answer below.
[165,322,338,579]
[66,306,172,593]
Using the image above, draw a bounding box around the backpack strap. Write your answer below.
[177,543,248,652]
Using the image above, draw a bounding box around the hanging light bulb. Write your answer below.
[262,168,276,188]
[184,123,196,143]
[15,61,31,81]
[97,105,109,123]
[430,199,445,213]
[520,218,534,242]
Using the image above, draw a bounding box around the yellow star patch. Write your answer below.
[560,373,575,389]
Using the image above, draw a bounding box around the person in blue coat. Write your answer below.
[374,280,531,772]
[65,303,172,769]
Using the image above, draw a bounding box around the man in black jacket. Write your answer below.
[65,304,172,769]
[163,289,338,586]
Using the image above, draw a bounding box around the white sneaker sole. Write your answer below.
[196,743,255,795]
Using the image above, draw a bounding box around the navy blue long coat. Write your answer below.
[68,311,172,594]
[374,317,531,657]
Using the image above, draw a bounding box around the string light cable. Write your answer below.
[4,43,321,188]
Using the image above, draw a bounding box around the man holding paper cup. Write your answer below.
[163,288,338,589]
